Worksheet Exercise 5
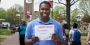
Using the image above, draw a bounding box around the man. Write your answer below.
[18,21,27,45]
[69,23,81,45]
[25,1,64,45]
[87,23,90,45]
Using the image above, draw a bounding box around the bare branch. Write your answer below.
[53,2,66,6]
[70,0,79,6]
[53,0,66,6]
[70,0,74,4]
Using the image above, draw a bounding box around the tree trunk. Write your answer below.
[66,0,70,30]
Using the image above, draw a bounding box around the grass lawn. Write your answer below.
[0,29,12,35]
[0,38,6,42]
[81,32,88,36]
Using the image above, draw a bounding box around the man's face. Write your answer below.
[22,21,26,25]
[39,3,50,19]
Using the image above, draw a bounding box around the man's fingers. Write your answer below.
[52,33,58,40]
[52,34,58,37]
[31,36,39,42]
[35,36,39,41]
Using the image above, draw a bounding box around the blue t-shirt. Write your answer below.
[25,18,63,45]
[19,25,27,35]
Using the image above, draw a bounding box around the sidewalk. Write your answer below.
[0,32,20,45]
[0,32,87,45]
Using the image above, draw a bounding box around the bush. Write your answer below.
[0,38,5,42]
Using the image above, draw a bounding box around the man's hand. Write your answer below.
[31,36,39,43]
[52,33,58,41]
[52,33,64,45]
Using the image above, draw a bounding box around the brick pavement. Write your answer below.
[0,32,20,45]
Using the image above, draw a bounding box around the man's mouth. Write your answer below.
[43,14,47,16]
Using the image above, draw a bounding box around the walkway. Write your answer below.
[0,32,87,45]
[0,32,20,45]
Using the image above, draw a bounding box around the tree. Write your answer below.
[71,8,80,22]
[50,6,65,22]
[12,4,24,13]
[79,0,90,15]
[82,12,90,23]
[6,4,24,24]
[0,8,6,23]
[6,7,18,24]
[79,0,90,23]
[54,0,79,30]
[0,8,6,19]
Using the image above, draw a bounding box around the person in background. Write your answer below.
[18,21,27,45]
[63,23,69,45]
[25,1,64,45]
[87,23,90,45]
[69,23,81,45]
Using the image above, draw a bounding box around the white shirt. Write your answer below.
[69,28,81,41]
[65,29,69,35]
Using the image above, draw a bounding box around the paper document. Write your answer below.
[35,25,54,40]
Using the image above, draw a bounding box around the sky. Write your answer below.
[0,0,24,10]
[0,0,79,11]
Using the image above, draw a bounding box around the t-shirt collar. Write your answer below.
[37,17,53,24]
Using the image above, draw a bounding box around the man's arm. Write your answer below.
[25,39,33,45]
[68,30,72,45]
[87,25,90,44]
[87,31,90,42]
[25,36,39,45]
[68,34,72,45]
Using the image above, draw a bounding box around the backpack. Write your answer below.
[73,30,81,42]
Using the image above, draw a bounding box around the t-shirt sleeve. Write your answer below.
[25,23,32,39]
[57,23,63,39]
[78,30,81,33]
[69,30,73,34]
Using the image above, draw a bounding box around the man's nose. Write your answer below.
[43,10,47,12]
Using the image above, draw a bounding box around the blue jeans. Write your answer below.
[65,38,68,45]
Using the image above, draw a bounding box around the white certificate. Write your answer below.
[35,25,54,40]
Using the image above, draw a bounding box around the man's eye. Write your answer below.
[46,9,49,10]
[41,8,44,10]
[41,9,49,10]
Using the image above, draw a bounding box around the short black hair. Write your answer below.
[39,1,51,8]
[63,24,68,29]
[73,23,78,28]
